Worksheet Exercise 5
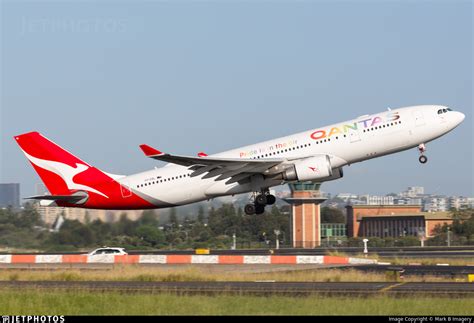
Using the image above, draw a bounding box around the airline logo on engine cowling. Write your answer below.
[310,112,400,140]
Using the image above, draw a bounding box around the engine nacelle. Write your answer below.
[318,166,343,182]
[282,155,333,181]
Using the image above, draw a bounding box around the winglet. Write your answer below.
[139,144,164,156]
[197,152,208,157]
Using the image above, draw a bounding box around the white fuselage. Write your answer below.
[120,105,464,207]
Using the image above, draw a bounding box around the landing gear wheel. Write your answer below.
[255,205,265,215]
[255,194,267,206]
[266,195,276,205]
[244,204,256,215]
[419,155,428,164]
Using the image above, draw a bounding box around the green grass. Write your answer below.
[0,266,458,283]
[0,290,472,315]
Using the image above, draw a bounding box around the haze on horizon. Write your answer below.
[1,1,472,200]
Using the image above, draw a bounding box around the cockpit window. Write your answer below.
[438,108,452,114]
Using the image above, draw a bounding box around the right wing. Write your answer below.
[139,144,289,184]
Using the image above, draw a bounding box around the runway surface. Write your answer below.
[0,281,472,297]
[346,265,474,277]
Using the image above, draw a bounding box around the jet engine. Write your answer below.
[281,155,343,182]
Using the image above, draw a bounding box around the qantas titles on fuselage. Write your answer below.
[238,112,400,159]
[310,112,400,140]
[15,105,465,214]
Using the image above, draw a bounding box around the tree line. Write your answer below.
[0,203,292,251]
[1,203,471,251]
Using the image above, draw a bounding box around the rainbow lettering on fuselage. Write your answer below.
[310,112,400,140]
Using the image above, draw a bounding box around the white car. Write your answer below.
[87,247,128,256]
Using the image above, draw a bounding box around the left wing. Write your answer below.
[139,144,288,184]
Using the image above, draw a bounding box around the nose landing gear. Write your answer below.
[418,143,428,164]
[244,190,277,215]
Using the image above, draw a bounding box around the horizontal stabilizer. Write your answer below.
[25,194,82,201]
[25,191,89,205]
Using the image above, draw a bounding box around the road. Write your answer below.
[3,246,474,258]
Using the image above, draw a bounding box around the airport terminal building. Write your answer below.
[346,205,453,239]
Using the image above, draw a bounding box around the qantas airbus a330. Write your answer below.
[15,105,464,215]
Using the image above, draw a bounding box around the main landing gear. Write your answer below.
[244,190,276,215]
[418,143,428,164]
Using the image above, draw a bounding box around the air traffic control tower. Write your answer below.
[284,182,327,248]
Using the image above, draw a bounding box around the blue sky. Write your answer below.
[1,1,472,199]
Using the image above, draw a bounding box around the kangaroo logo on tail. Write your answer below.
[21,150,109,198]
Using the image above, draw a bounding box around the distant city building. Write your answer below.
[394,197,422,206]
[362,195,394,205]
[0,183,20,208]
[336,193,359,201]
[33,203,149,227]
[401,186,425,197]
[449,196,474,210]
[422,197,449,212]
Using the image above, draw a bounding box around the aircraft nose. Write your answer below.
[454,111,465,125]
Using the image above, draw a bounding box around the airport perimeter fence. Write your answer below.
[231,236,474,249]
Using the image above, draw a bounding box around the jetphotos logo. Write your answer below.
[2,316,65,323]
[21,150,109,198]
[310,112,400,140]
